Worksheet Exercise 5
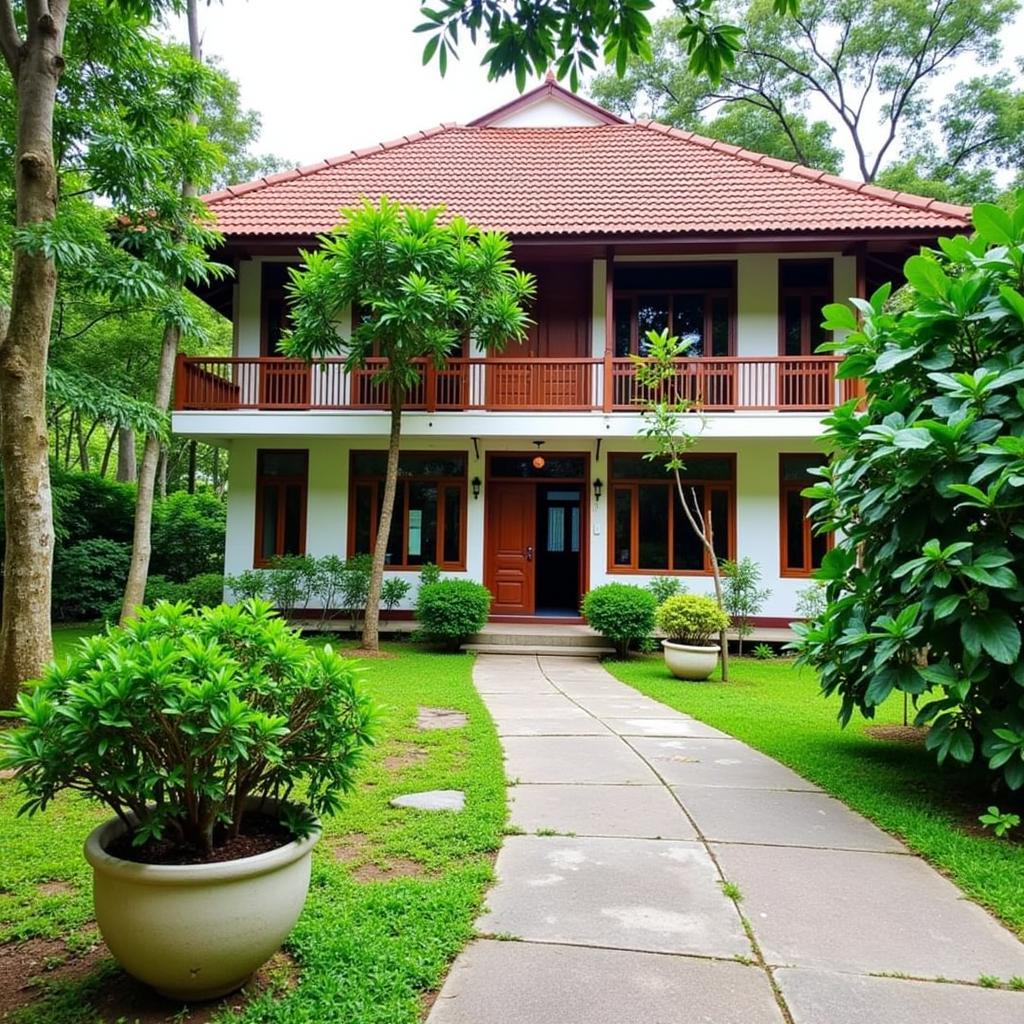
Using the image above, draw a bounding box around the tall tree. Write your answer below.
[285,199,534,653]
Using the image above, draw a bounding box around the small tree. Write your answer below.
[721,557,770,656]
[285,199,533,652]
[634,328,730,680]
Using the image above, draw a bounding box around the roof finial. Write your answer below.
[545,69,555,83]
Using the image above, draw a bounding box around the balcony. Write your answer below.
[175,354,854,414]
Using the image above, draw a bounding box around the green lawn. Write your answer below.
[604,653,1024,938]
[1,630,506,1023]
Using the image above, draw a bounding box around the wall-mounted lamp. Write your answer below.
[471,476,482,500]
[593,478,604,502]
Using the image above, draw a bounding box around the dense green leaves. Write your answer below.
[0,602,377,855]
[795,195,1024,790]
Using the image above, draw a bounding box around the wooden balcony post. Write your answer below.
[603,245,615,412]
[425,359,437,413]
[173,352,186,411]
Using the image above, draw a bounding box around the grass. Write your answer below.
[604,653,1024,939]
[0,628,506,1023]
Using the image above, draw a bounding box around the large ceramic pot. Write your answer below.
[662,639,720,681]
[83,799,320,1001]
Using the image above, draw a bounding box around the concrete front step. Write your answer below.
[463,643,614,658]
[466,628,607,649]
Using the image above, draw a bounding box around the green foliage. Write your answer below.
[647,576,686,605]
[52,539,132,621]
[721,557,771,653]
[979,806,1020,838]
[582,583,658,657]
[0,601,376,857]
[149,490,226,581]
[339,555,373,629]
[182,572,226,608]
[656,593,730,646]
[795,197,1024,790]
[794,582,827,621]
[419,562,442,587]
[49,467,136,547]
[225,568,266,602]
[416,580,492,651]
[752,643,778,660]
[382,577,413,622]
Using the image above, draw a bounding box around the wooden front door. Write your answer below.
[485,483,536,614]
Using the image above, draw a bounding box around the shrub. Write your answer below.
[49,469,137,547]
[416,579,491,650]
[418,562,442,587]
[656,594,730,647]
[582,583,658,658]
[381,576,412,623]
[225,569,266,601]
[795,200,1024,789]
[52,538,132,621]
[150,490,226,582]
[183,572,226,608]
[721,558,770,655]
[794,582,826,621]
[0,600,376,857]
[339,555,373,629]
[647,577,685,605]
[752,642,777,660]
[103,574,188,625]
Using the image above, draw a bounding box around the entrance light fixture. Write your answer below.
[472,476,482,500]
[593,478,604,502]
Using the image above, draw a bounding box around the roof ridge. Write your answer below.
[202,123,462,206]
[635,119,971,221]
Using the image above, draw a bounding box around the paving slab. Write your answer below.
[427,940,785,1024]
[571,695,692,718]
[603,717,731,739]
[493,716,611,736]
[508,783,696,839]
[714,843,1024,980]
[473,670,556,694]
[390,789,465,812]
[416,707,469,730]
[775,968,1024,1024]
[675,786,905,852]
[547,677,637,696]
[629,736,821,790]
[477,835,751,957]
[502,736,659,784]
[479,693,585,719]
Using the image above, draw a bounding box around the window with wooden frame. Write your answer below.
[349,452,467,569]
[608,454,735,574]
[780,453,831,577]
[613,263,736,359]
[778,260,833,356]
[254,450,308,566]
[260,263,300,356]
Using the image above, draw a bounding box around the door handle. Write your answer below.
[525,546,533,562]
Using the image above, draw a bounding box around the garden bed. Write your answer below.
[0,631,505,1023]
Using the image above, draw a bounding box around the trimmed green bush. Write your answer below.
[657,594,730,647]
[150,490,226,582]
[183,572,226,607]
[647,577,686,605]
[416,579,491,651]
[52,538,132,621]
[582,583,658,657]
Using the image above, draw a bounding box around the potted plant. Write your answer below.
[0,600,375,1001]
[656,594,731,681]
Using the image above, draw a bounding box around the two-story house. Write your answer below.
[177,77,970,624]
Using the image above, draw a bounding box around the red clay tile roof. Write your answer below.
[203,121,970,239]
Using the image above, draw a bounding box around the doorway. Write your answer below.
[484,454,588,616]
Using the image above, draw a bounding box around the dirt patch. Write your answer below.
[351,858,428,883]
[864,725,929,745]
[420,988,440,1019]
[0,937,299,1024]
[382,744,429,771]
[347,647,395,659]
[0,768,16,780]
[35,880,74,897]
[416,707,468,731]
[331,832,370,863]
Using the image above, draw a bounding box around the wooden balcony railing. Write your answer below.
[175,354,853,413]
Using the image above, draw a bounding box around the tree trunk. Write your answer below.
[120,328,179,622]
[99,426,117,477]
[0,4,69,708]
[120,0,200,622]
[187,439,196,493]
[116,427,136,481]
[361,389,403,652]
[212,444,220,495]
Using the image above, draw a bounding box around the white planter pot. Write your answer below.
[662,640,721,681]
[83,800,320,1001]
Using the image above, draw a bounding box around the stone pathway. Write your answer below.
[427,654,1024,1024]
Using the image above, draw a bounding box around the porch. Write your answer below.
[175,354,857,414]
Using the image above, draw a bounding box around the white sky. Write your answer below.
[172,0,1023,183]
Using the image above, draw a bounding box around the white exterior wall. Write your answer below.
[208,248,851,621]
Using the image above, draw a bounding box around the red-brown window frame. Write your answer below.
[607,453,736,576]
[778,259,834,356]
[779,453,833,578]
[253,449,308,567]
[614,262,738,357]
[347,451,468,571]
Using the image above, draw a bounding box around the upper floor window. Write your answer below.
[780,453,831,577]
[614,263,736,359]
[609,453,734,575]
[779,260,832,356]
[255,449,308,566]
[349,451,467,569]
[261,263,299,356]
